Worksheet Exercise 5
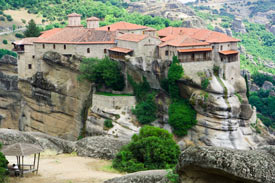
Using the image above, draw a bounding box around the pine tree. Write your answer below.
[24,19,40,37]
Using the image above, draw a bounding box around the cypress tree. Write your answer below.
[24,19,41,37]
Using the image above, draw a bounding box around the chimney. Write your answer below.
[67,13,82,27]
[86,17,100,28]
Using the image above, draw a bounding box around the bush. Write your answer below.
[201,78,209,90]
[168,99,197,136]
[168,56,183,100]
[112,126,180,173]
[0,143,8,183]
[2,40,7,45]
[15,33,24,38]
[79,57,125,91]
[128,75,151,102]
[132,93,157,124]
[0,49,17,59]
[104,119,113,129]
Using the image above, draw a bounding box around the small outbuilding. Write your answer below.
[1,143,43,177]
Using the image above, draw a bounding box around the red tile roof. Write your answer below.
[108,47,133,53]
[157,27,240,43]
[159,35,209,47]
[87,17,100,21]
[35,27,116,44]
[178,48,212,53]
[219,50,239,55]
[40,28,63,39]
[97,21,148,31]
[67,13,81,17]
[117,34,148,42]
[13,37,39,45]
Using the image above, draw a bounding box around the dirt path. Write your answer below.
[7,153,122,183]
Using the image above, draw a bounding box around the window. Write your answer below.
[104,49,107,54]
[220,45,223,51]
[32,55,35,59]
[43,44,45,49]
[165,50,169,56]
[64,45,66,50]
[212,45,214,49]
[221,57,224,62]
[191,53,195,61]
[28,64,32,69]
[53,44,56,49]
[87,48,90,53]
[203,52,207,60]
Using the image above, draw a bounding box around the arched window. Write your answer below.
[87,48,90,53]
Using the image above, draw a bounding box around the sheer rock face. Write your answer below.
[0,128,128,160]
[178,70,270,150]
[0,55,21,129]
[18,52,93,140]
[104,170,168,183]
[177,146,275,183]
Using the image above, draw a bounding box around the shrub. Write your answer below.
[168,99,197,136]
[0,143,8,183]
[112,126,180,173]
[132,93,157,124]
[168,56,183,100]
[166,168,180,183]
[213,65,220,76]
[79,57,125,91]
[15,33,24,38]
[201,78,209,90]
[104,119,113,129]
[2,40,7,45]
[128,75,151,103]
[0,17,5,21]
[0,49,17,59]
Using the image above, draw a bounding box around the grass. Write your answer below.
[100,165,121,174]
[96,92,133,97]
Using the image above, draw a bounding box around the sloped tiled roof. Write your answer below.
[178,48,212,53]
[117,34,148,42]
[35,27,116,44]
[67,13,81,17]
[159,35,209,47]
[157,27,240,43]
[219,50,239,55]
[87,17,100,21]
[13,37,39,45]
[108,47,133,53]
[97,21,148,31]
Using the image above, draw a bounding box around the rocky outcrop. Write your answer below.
[127,0,196,22]
[231,18,247,34]
[104,170,168,183]
[0,128,128,159]
[0,55,22,129]
[177,146,275,183]
[18,51,93,140]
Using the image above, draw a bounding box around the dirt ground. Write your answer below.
[6,152,122,183]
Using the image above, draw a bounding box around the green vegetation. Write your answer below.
[112,125,180,173]
[166,168,180,183]
[0,143,8,183]
[132,93,157,124]
[252,73,275,87]
[104,119,114,129]
[24,19,41,37]
[167,56,197,136]
[128,75,157,124]
[79,57,125,91]
[0,49,17,59]
[249,0,275,18]
[15,33,25,38]
[2,40,7,45]
[249,90,275,129]
[201,78,210,90]
[0,0,181,30]
[235,93,242,103]
[168,99,197,136]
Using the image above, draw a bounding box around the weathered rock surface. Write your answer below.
[231,18,247,34]
[18,51,93,140]
[104,170,168,183]
[177,146,275,183]
[0,55,22,129]
[0,128,128,159]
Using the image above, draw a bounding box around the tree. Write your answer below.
[112,125,180,173]
[168,56,183,100]
[24,19,41,37]
[0,143,8,183]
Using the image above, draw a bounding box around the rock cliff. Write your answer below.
[0,55,21,129]
[18,52,93,140]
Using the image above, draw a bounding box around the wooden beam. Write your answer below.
[36,153,40,175]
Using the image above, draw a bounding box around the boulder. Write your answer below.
[231,18,246,33]
[104,170,168,183]
[177,146,275,183]
[262,81,273,91]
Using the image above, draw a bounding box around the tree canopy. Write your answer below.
[24,19,41,37]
